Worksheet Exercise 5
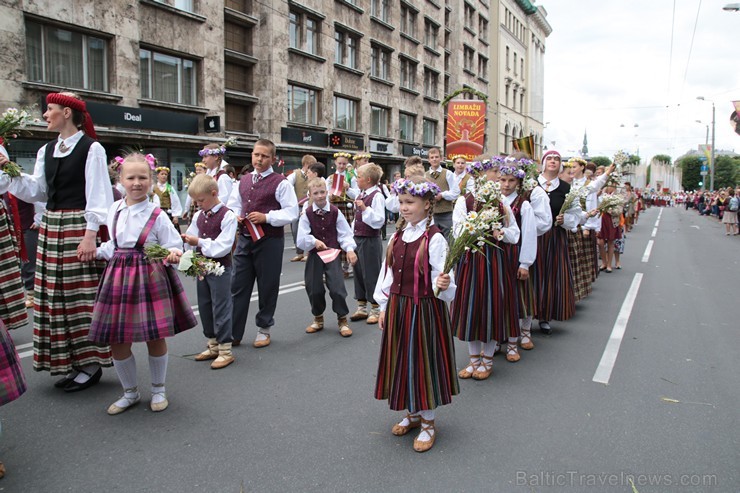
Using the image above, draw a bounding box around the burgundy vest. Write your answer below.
[3,193,34,230]
[353,189,380,237]
[196,206,232,267]
[389,225,441,298]
[238,172,286,238]
[306,206,340,250]
[44,135,94,210]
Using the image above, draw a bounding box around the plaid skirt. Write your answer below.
[33,210,111,374]
[89,248,197,344]
[0,319,26,406]
[536,227,576,322]
[375,294,458,413]
[0,202,27,330]
[567,229,593,302]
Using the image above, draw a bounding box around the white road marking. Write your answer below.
[658,209,663,220]
[641,240,654,263]
[16,342,33,350]
[593,273,644,385]
[651,227,658,237]
[690,225,700,229]
[18,350,33,359]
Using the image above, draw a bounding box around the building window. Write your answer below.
[505,83,510,107]
[140,49,196,105]
[422,118,436,146]
[478,15,488,39]
[477,55,487,79]
[334,95,357,131]
[463,46,474,72]
[370,105,389,137]
[520,92,525,112]
[287,84,318,125]
[173,0,193,11]
[423,68,438,98]
[424,19,439,48]
[400,4,417,38]
[399,112,415,141]
[25,20,108,92]
[520,58,525,80]
[289,10,320,55]
[513,53,518,75]
[334,30,358,69]
[225,0,252,13]
[506,46,510,70]
[225,22,250,54]
[226,102,253,133]
[512,88,518,111]
[225,63,252,93]
[463,3,475,28]
[371,44,391,80]
[400,57,417,90]
[371,0,391,22]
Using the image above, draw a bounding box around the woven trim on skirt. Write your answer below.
[89,249,197,344]
[0,320,26,406]
[567,229,593,302]
[33,210,112,374]
[0,203,28,329]
[536,228,576,322]
[375,294,459,413]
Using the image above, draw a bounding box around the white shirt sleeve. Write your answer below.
[6,145,48,202]
[217,174,233,205]
[83,142,114,232]
[345,176,360,200]
[336,212,357,252]
[265,179,299,227]
[518,201,537,270]
[501,204,521,244]
[226,179,242,217]
[96,202,119,261]
[561,201,582,231]
[441,169,460,202]
[183,211,201,250]
[153,210,184,252]
[452,196,468,239]
[359,191,387,230]
[195,210,238,258]
[589,172,608,193]
[529,187,553,236]
[373,248,395,312]
[169,187,183,218]
[429,231,456,303]
[385,194,399,213]
[295,212,315,252]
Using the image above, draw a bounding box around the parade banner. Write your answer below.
[512,135,536,160]
[445,100,486,160]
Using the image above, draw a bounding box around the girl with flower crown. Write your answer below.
[200,143,233,204]
[450,158,520,379]
[0,92,114,391]
[373,175,457,453]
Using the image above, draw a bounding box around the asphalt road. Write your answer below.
[1,206,737,492]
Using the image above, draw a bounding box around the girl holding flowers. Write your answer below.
[373,175,457,453]
[451,158,520,378]
[88,153,197,414]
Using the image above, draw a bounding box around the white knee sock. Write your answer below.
[520,316,533,331]
[467,341,482,356]
[148,353,168,401]
[482,340,498,357]
[73,363,100,384]
[113,355,137,391]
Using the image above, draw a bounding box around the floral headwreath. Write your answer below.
[567,157,587,167]
[499,165,526,179]
[450,154,467,162]
[392,179,441,197]
[155,166,170,174]
[333,152,353,159]
[465,156,506,176]
[199,146,226,157]
[194,162,207,169]
[352,152,371,161]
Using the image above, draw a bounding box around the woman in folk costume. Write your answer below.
[499,157,538,354]
[153,163,183,227]
[1,92,113,391]
[373,176,458,453]
[451,158,520,379]
[535,150,582,334]
[0,146,28,330]
[560,158,591,302]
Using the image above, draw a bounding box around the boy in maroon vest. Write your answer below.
[297,178,357,337]
[182,175,238,369]
[227,139,298,348]
[350,163,386,324]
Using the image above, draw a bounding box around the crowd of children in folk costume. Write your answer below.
[0,94,634,470]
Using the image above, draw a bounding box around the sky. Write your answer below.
[541,0,740,163]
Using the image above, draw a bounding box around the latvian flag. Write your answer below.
[330,173,344,196]
[317,248,341,264]
[244,219,264,242]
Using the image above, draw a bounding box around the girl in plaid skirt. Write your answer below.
[89,154,197,415]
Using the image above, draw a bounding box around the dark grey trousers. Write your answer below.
[197,265,233,343]
[353,236,383,304]
[304,252,349,317]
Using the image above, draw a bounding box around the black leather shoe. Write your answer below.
[64,368,103,393]
[54,374,76,388]
[539,321,552,335]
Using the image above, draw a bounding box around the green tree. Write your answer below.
[677,156,702,190]
[713,156,740,189]
[652,154,672,165]
[646,164,651,186]
[590,156,611,167]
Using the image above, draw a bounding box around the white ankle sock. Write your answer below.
[417,410,436,442]
[73,363,100,384]
[148,353,168,398]
[508,337,518,344]
[482,341,498,358]
[255,332,269,342]
[398,413,420,427]
[113,355,137,390]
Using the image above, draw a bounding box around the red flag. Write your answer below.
[244,220,264,242]
[330,173,344,197]
[317,248,341,264]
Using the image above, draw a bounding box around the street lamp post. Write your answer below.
[696,97,716,191]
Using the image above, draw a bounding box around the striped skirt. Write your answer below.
[0,202,27,330]
[536,227,576,322]
[451,244,518,343]
[33,210,111,375]
[567,228,593,302]
[375,295,458,413]
[89,249,197,344]
[0,319,26,406]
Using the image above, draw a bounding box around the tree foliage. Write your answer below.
[652,154,672,165]
[713,156,739,189]
[677,156,702,190]
[590,156,611,167]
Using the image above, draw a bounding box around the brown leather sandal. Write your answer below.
[413,418,436,452]
[472,354,493,380]
[458,356,481,379]
[391,413,421,436]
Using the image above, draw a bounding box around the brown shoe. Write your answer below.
[350,304,368,321]
[306,316,324,334]
[366,305,379,324]
[519,331,534,350]
[472,354,493,380]
[391,413,421,436]
[290,254,304,262]
[413,418,436,452]
[253,334,270,348]
[232,339,241,347]
[458,356,481,379]
[506,344,521,363]
[338,317,352,337]
[194,338,219,361]
[211,343,235,369]
[25,291,34,309]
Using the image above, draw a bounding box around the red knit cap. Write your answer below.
[46,93,97,139]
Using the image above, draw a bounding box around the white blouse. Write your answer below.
[451,194,520,245]
[373,218,457,312]
[353,185,387,231]
[503,192,537,270]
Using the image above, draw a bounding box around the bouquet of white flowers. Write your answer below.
[560,186,589,214]
[144,244,225,280]
[0,107,37,177]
